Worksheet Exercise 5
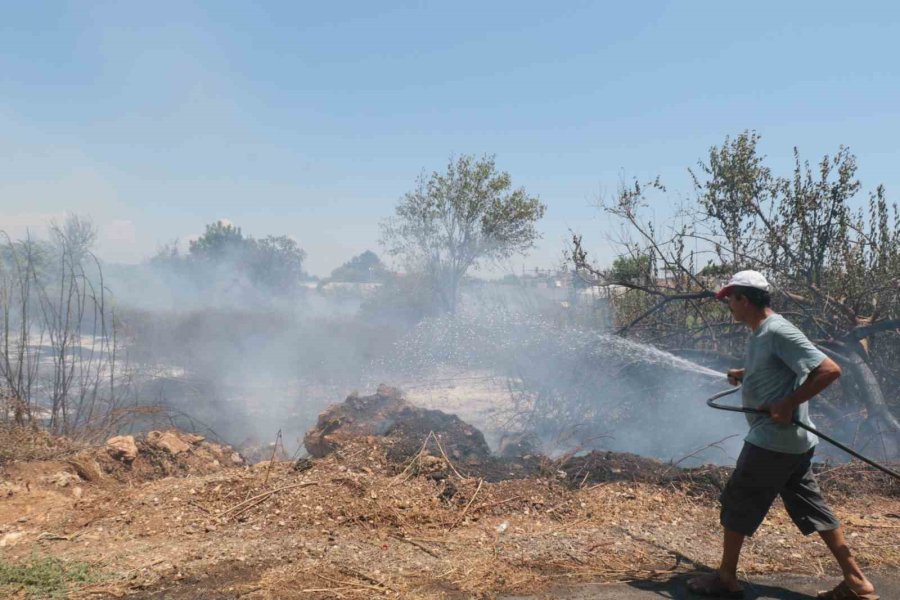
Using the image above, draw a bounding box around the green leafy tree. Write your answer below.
[329,250,388,283]
[609,253,652,285]
[381,154,546,313]
[251,235,308,292]
[188,221,246,261]
[164,221,309,293]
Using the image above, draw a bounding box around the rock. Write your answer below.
[44,471,82,487]
[293,457,314,472]
[106,435,139,463]
[0,531,25,547]
[181,433,205,445]
[147,431,191,455]
[0,482,22,497]
[66,453,103,482]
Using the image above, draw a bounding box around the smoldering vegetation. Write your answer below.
[115,278,745,464]
[2,220,744,466]
[383,297,746,461]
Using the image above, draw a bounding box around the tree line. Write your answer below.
[0,153,545,433]
[6,139,899,457]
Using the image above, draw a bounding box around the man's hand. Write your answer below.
[768,397,797,424]
[726,368,745,386]
[766,359,841,425]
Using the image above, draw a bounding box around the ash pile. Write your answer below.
[303,385,721,489]
[305,384,502,476]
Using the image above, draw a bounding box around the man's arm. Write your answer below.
[769,357,842,424]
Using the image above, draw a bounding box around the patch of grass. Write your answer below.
[0,554,96,598]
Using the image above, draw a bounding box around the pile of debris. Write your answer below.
[98,429,245,481]
[305,384,490,462]
[303,385,733,491]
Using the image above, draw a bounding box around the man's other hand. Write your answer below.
[768,398,796,424]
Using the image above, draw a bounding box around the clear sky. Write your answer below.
[2,1,899,277]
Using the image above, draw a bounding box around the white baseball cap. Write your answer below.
[715,270,770,300]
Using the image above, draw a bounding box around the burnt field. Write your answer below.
[1,386,898,599]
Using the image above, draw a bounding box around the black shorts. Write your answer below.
[720,442,840,537]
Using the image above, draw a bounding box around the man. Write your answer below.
[687,270,878,599]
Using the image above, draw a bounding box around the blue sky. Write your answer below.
[2,1,899,276]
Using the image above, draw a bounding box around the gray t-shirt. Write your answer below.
[741,314,827,454]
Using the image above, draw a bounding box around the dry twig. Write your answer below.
[450,478,484,529]
[220,481,318,520]
[389,533,441,557]
[431,432,465,479]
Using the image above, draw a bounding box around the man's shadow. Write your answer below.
[617,546,818,599]
[626,574,817,599]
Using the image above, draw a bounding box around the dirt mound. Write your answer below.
[303,386,719,488]
[558,450,671,484]
[305,386,900,502]
[305,384,491,464]
[95,430,245,482]
[814,461,900,498]
[1,429,246,499]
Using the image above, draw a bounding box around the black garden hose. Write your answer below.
[707,385,900,481]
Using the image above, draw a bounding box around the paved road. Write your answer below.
[503,572,897,599]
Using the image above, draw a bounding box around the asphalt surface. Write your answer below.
[503,572,898,599]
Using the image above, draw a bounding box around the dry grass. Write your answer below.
[2,435,896,599]
[0,424,86,465]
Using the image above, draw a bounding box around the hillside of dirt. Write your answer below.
[1,387,898,599]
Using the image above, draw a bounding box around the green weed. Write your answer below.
[0,554,95,599]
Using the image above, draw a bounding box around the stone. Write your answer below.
[44,471,81,487]
[180,433,205,445]
[66,454,103,482]
[0,531,25,547]
[147,431,191,455]
[106,435,139,463]
[0,482,22,497]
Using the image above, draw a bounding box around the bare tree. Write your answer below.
[573,132,900,456]
[1,216,134,439]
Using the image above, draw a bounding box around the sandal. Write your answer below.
[686,572,744,598]
[817,580,880,599]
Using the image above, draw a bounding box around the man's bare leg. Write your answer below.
[687,528,745,593]
[819,527,875,595]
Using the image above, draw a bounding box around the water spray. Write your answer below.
[707,385,900,481]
